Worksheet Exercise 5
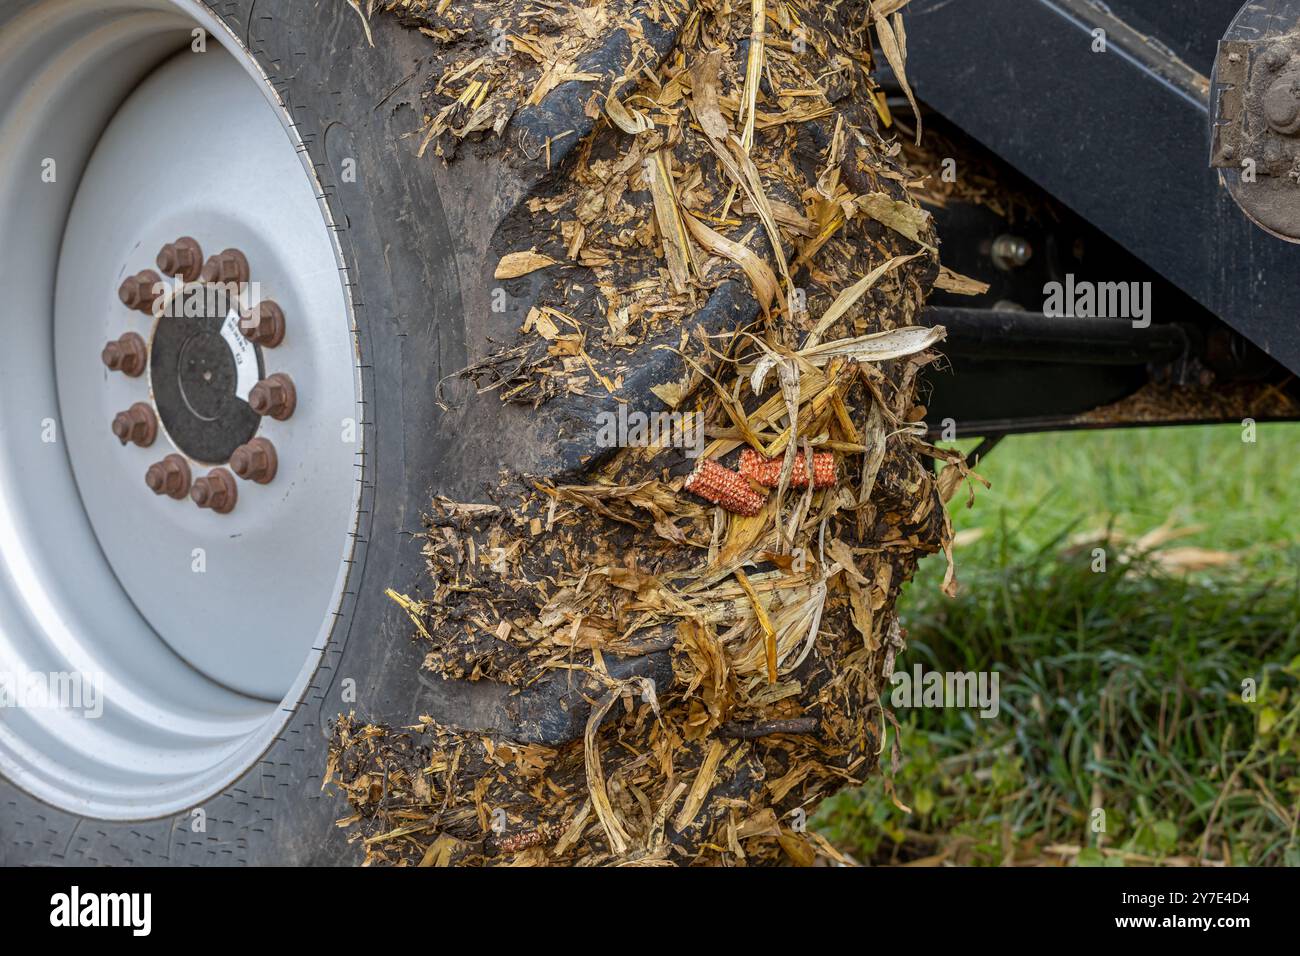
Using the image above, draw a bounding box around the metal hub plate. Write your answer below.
[1211,1,1300,241]
[151,304,265,463]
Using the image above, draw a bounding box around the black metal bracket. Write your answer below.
[928,307,1190,368]
[903,0,1300,376]
[920,304,1294,438]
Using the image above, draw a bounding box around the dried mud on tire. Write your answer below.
[327,0,965,866]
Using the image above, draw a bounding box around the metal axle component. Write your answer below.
[990,234,1033,271]
[1210,9,1300,241]
[924,306,1190,366]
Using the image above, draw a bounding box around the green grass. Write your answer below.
[815,423,1300,866]
[947,423,1300,581]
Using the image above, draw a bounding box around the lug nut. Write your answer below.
[101,331,148,377]
[199,248,249,285]
[990,234,1033,271]
[248,372,296,420]
[145,454,192,500]
[229,437,278,483]
[110,402,157,447]
[117,270,163,314]
[240,300,285,347]
[191,468,238,514]
[156,236,204,283]
[1264,77,1300,135]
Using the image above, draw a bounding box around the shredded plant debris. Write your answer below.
[327,0,974,866]
[1074,378,1300,426]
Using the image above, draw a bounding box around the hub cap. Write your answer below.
[150,294,265,463]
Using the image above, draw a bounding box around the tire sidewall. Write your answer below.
[0,0,463,865]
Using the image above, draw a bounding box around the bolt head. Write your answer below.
[200,248,249,285]
[248,373,296,420]
[145,463,166,493]
[230,437,278,483]
[1264,77,1300,134]
[111,402,157,447]
[101,332,147,377]
[146,454,192,499]
[249,384,273,414]
[117,270,163,314]
[156,237,203,283]
[991,234,1033,270]
[191,468,237,513]
[240,300,285,347]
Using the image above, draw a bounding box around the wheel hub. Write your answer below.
[135,259,272,467]
[1210,7,1300,240]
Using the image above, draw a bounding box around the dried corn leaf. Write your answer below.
[674,739,726,831]
[871,4,921,145]
[689,57,792,296]
[346,0,374,47]
[584,677,658,855]
[604,74,654,134]
[738,0,765,152]
[934,265,990,296]
[800,324,945,364]
[646,150,696,293]
[856,192,933,246]
[735,568,778,683]
[495,250,559,279]
[682,210,782,315]
[804,252,923,348]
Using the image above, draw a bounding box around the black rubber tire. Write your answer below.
[1,1,468,865]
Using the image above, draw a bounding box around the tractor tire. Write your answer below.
[1,0,944,867]
[0,0,497,865]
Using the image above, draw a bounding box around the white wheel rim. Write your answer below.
[0,0,362,819]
